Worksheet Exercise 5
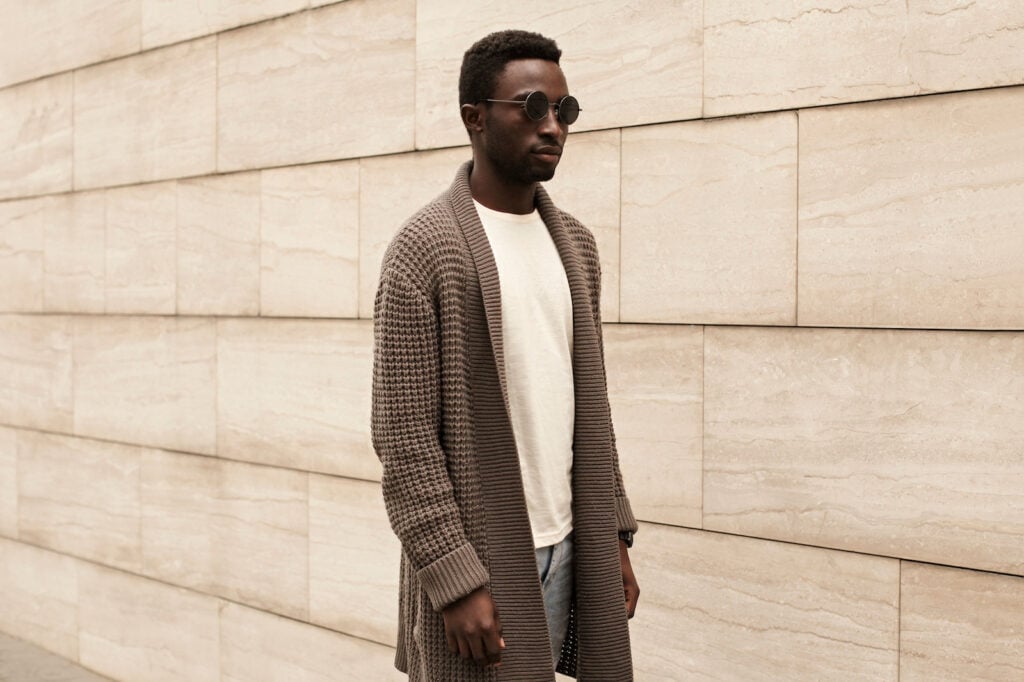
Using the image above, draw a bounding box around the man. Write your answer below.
[372,29,639,681]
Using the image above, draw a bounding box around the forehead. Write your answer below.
[492,58,569,98]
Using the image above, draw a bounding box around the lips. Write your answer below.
[531,145,562,163]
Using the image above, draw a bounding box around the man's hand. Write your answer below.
[442,586,505,667]
[619,539,640,618]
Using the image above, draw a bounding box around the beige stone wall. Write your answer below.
[1,1,1022,680]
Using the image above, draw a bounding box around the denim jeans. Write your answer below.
[534,530,574,666]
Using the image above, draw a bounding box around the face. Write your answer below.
[475,58,571,185]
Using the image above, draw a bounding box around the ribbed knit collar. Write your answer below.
[445,160,632,679]
[448,160,594,412]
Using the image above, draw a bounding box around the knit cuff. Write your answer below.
[615,496,639,534]
[417,543,490,612]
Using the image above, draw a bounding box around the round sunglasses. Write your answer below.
[483,91,581,125]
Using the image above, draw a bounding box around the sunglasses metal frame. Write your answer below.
[483,91,581,125]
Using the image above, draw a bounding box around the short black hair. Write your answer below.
[458,30,562,106]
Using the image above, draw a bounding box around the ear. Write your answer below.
[461,103,485,136]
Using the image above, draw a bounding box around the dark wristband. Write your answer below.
[618,530,634,548]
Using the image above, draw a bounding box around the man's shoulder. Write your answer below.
[399,190,459,236]
[555,207,599,253]
[556,207,590,233]
[381,189,463,276]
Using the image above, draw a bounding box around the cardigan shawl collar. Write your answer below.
[449,160,633,680]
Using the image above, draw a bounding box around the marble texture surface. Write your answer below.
[704,0,918,116]
[44,191,105,314]
[140,449,308,620]
[0,537,80,661]
[0,0,139,89]
[703,325,1024,576]
[104,182,177,315]
[799,87,1024,329]
[216,318,378,479]
[906,0,1024,94]
[216,0,415,172]
[220,601,405,682]
[705,1,1024,117]
[77,560,220,682]
[358,145,470,318]
[0,426,14,537]
[176,173,261,316]
[0,195,50,312]
[141,0,307,49]
[900,562,1024,681]
[308,475,399,646]
[16,430,141,573]
[72,316,217,455]
[630,523,899,680]
[414,0,702,149]
[260,161,360,318]
[541,129,621,323]
[73,37,216,190]
[604,324,703,528]
[0,73,73,200]
[620,113,798,324]
[0,315,73,433]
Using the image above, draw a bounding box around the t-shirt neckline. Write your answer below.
[472,198,540,224]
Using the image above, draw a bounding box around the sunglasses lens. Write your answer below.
[558,96,580,125]
[524,91,550,120]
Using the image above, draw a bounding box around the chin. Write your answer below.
[531,162,559,183]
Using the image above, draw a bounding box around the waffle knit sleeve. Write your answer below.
[371,264,490,611]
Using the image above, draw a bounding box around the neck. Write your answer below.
[468,157,536,215]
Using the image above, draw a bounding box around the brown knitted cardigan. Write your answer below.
[372,160,638,681]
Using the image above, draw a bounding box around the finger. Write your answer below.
[456,634,472,660]
[445,626,458,654]
[469,633,488,667]
[483,629,503,666]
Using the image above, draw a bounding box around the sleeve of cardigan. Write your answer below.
[371,264,490,611]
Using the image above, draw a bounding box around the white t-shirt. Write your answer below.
[474,199,575,548]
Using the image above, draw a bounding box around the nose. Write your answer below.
[537,104,564,137]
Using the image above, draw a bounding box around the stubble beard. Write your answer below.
[483,130,558,185]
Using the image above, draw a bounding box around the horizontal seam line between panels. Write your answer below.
[638,520,1024,580]
[0,534,397,651]
[0,3,337,92]
[0,312,371,322]
[4,481,1019,585]
[0,140,470,206]
[0,312,1020,333]
[2,81,1022,205]
[0,421,382,487]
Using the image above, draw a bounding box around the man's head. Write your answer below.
[459,30,575,186]
[458,30,562,109]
